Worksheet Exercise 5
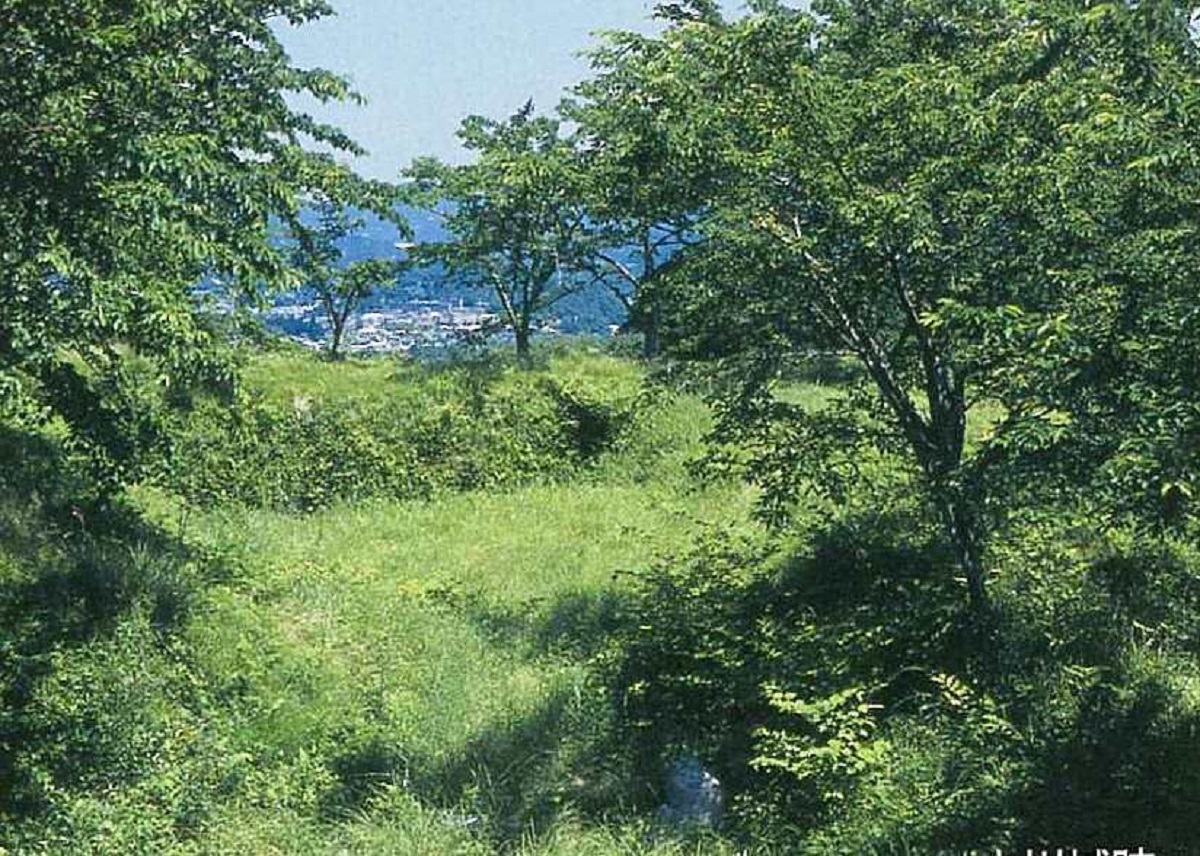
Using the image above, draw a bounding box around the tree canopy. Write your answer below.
[284,198,407,360]
[563,39,713,358]
[401,102,590,362]
[583,0,1200,608]
[0,0,394,481]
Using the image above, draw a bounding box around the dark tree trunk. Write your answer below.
[808,253,994,617]
[514,324,532,365]
[322,294,350,361]
[857,324,988,612]
[641,295,662,360]
[936,490,988,613]
[889,264,987,613]
[328,316,346,361]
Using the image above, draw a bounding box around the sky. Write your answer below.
[275,0,665,180]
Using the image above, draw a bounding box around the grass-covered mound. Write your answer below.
[0,346,758,854]
[157,345,655,511]
[3,344,1198,854]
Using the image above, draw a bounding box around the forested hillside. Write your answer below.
[3,1,1199,854]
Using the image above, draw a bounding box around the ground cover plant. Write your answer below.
[4,0,1200,852]
[0,347,767,854]
[4,341,1200,853]
[156,344,648,511]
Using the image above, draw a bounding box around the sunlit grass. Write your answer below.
[14,343,1192,853]
[240,343,646,409]
[131,476,758,852]
[241,349,406,404]
[3,344,783,852]
[112,345,763,851]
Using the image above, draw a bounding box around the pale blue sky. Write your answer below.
[275,1,666,179]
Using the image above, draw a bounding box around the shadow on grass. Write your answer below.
[322,510,969,846]
[389,507,1200,851]
[1012,673,1200,852]
[323,679,651,849]
[316,587,648,845]
[423,582,631,661]
[999,543,1200,853]
[0,426,233,823]
[320,582,656,846]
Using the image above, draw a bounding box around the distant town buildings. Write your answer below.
[263,298,563,354]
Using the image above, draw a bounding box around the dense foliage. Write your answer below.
[573,0,1200,612]
[0,0,393,484]
[4,0,1200,852]
[157,349,643,511]
[0,348,737,855]
[611,498,1200,852]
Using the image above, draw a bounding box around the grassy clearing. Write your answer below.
[137,475,757,852]
[7,345,1198,852]
[241,342,645,408]
[181,482,742,603]
[167,349,759,852]
[12,344,1064,854]
[0,346,779,854]
[117,459,759,852]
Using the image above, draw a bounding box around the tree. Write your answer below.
[285,198,406,360]
[564,38,713,359]
[0,0,389,483]
[401,102,590,363]
[588,0,1200,611]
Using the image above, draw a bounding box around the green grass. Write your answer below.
[7,345,1199,852]
[118,474,757,853]
[241,343,646,408]
[9,321,1199,856]
[0,344,764,854]
[28,345,755,853]
[240,351,405,405]
[8,344,1031,854]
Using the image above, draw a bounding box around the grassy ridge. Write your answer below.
[7,346,1195,853]
[160,346,667,511]
[0,347,764,854]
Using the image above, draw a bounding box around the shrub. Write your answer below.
[607,509,968,829]
[607,501,1200,851]
[155,352,643,512]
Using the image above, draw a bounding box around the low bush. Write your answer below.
[606,505,1200,852]
[155,351,643,512]
[607,510,964,828]
[0,485,243,855]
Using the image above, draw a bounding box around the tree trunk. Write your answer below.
[323,294,348,361]
[864,348,988,612]
[641,295,662,360]
[936,491,988,613]
[514,324,532,365]
[328,317,346,361]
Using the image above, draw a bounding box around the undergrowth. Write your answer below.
[0,346,758,854]
[3,345,1197,854]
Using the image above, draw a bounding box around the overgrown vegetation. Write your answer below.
[4,0,1200,852]
[5,345,1197,853]
[0,347,756,854]
[155,346,645,511]
[611,502,1200,852]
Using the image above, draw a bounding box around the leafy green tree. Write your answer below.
[401,102,590,363]
[589,0,1200,610]
[564,45,714,359]
[285,199,407,360]
[0,0,389,483]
